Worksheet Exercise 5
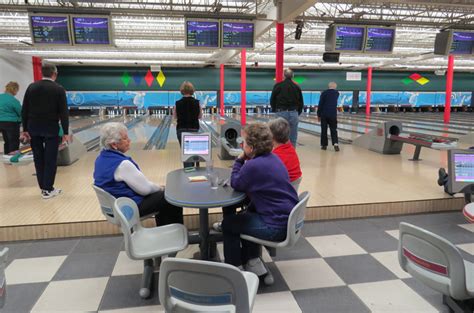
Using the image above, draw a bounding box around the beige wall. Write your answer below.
[0,49,34,102]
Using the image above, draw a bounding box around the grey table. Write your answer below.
[165,167,246,260]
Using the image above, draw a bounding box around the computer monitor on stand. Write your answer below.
[181,132,212,166]
[447,149,474,203]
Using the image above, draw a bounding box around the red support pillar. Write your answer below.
[32,56,42,81]
[366,67,373,117]
[241,49,247,126]
[275,23,284,83]
[444,54,454,124]
[219,64,225,117]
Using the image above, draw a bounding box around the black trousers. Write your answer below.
[0,121,20,154]
[30,135,59,191]
[320,117,339,147]
[138,190,183,226]
[176,128,199,168]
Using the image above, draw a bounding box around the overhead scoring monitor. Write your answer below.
[325,25,365,52]
[181,132,212,163]
[221,21,255,49]
[435,30,474,55]
[29,14,71,45]
[447,149,474,194]
[186,19,219,48]
[364,27,396,53]
[71,16,112,45]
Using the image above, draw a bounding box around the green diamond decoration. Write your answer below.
[401,77,413,85]
[121,71,131,87]
[293,76,306,84]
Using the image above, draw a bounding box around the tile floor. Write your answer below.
[1,211,473,313]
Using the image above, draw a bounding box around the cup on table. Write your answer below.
[209,172,219,189]
[206,160,214,176]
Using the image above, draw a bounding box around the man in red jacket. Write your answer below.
[268,117,302,182]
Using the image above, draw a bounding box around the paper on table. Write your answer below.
[188,176,208,182]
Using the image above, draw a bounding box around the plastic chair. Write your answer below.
[398,222,474,312]
[240,191,310,285]
[0,248,8,309]
[92,185,156,225]
[463,203,474,223]
[290,177,302,192]
[114,197,188,299]
[159,258,259,313]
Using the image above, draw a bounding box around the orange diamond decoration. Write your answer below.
[156,70,166,87]
[145,70,154,87]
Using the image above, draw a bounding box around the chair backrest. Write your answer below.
[159,258,255,313]
[0,248,8,309]
[113,197,143,259]
[398,222,470,300]
[290,177,302,192]
[92,185,119,225]
[284,191,310,247]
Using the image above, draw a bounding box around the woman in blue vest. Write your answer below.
[93,122,183,226]
[0,82,21,154]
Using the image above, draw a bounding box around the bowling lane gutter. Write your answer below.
[156,116,172,150]
[144,117,166,150]
[85,116,145,151]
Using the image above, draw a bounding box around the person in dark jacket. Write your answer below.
[0,81,21,154]
[317,82,340,151]
[270,68,304,147]
[93,122,183,226]
[21,63,70,199]
[173,81,202,168]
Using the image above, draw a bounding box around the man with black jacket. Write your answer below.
[21,63,70,199]
[270,68,304,147]
[317,82,340,151]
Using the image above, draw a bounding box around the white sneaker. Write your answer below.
[42,188,62,199]
[244,257,267,276]
[213,221,223,232]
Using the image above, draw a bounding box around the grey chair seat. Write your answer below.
[129,224,188,260]
[465,261,474,295]
[242,271,259,306]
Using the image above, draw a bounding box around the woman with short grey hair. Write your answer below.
[94,122,183,226]
[99,122,128,150]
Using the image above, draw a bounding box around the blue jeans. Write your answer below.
[222,212,287,267]
[276,111,299,147]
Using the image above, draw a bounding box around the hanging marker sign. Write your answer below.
[346,72,362,81]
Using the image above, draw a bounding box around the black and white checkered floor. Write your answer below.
[2,211,474,313]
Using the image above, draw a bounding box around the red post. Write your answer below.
[444,55,454,124]
[32,56,42,81]
[219,64,225,117]
[241,49,247,126]
[366,66,372,117]
[275,23,284,83]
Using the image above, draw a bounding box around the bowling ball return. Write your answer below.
[353,121,458,161]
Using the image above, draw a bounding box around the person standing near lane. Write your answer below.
[270,68,304,147]
[21,63,70,199]
[317,82,340,152]
[0,82,22,154]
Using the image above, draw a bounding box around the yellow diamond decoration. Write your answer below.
[156,70,166,87]
[416,77,430,85]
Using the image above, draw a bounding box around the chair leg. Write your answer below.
[140,259,154,299]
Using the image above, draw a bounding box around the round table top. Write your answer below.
[164,167,246,209]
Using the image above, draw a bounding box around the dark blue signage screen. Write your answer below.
[222,22,254,48]
[365,27,395,52]
[450,31,474,54]
[31,15,70,44]
[186,20,219,48]
[335,26,364,51]
[73,17,111,45]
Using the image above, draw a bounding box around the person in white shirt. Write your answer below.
[93,122,183,226]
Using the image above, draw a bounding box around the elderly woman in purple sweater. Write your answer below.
[222,122,299,272]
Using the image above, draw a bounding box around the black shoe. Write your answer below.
[437,168,447,186]
[334,145,340,152]
[321,146,327,150]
